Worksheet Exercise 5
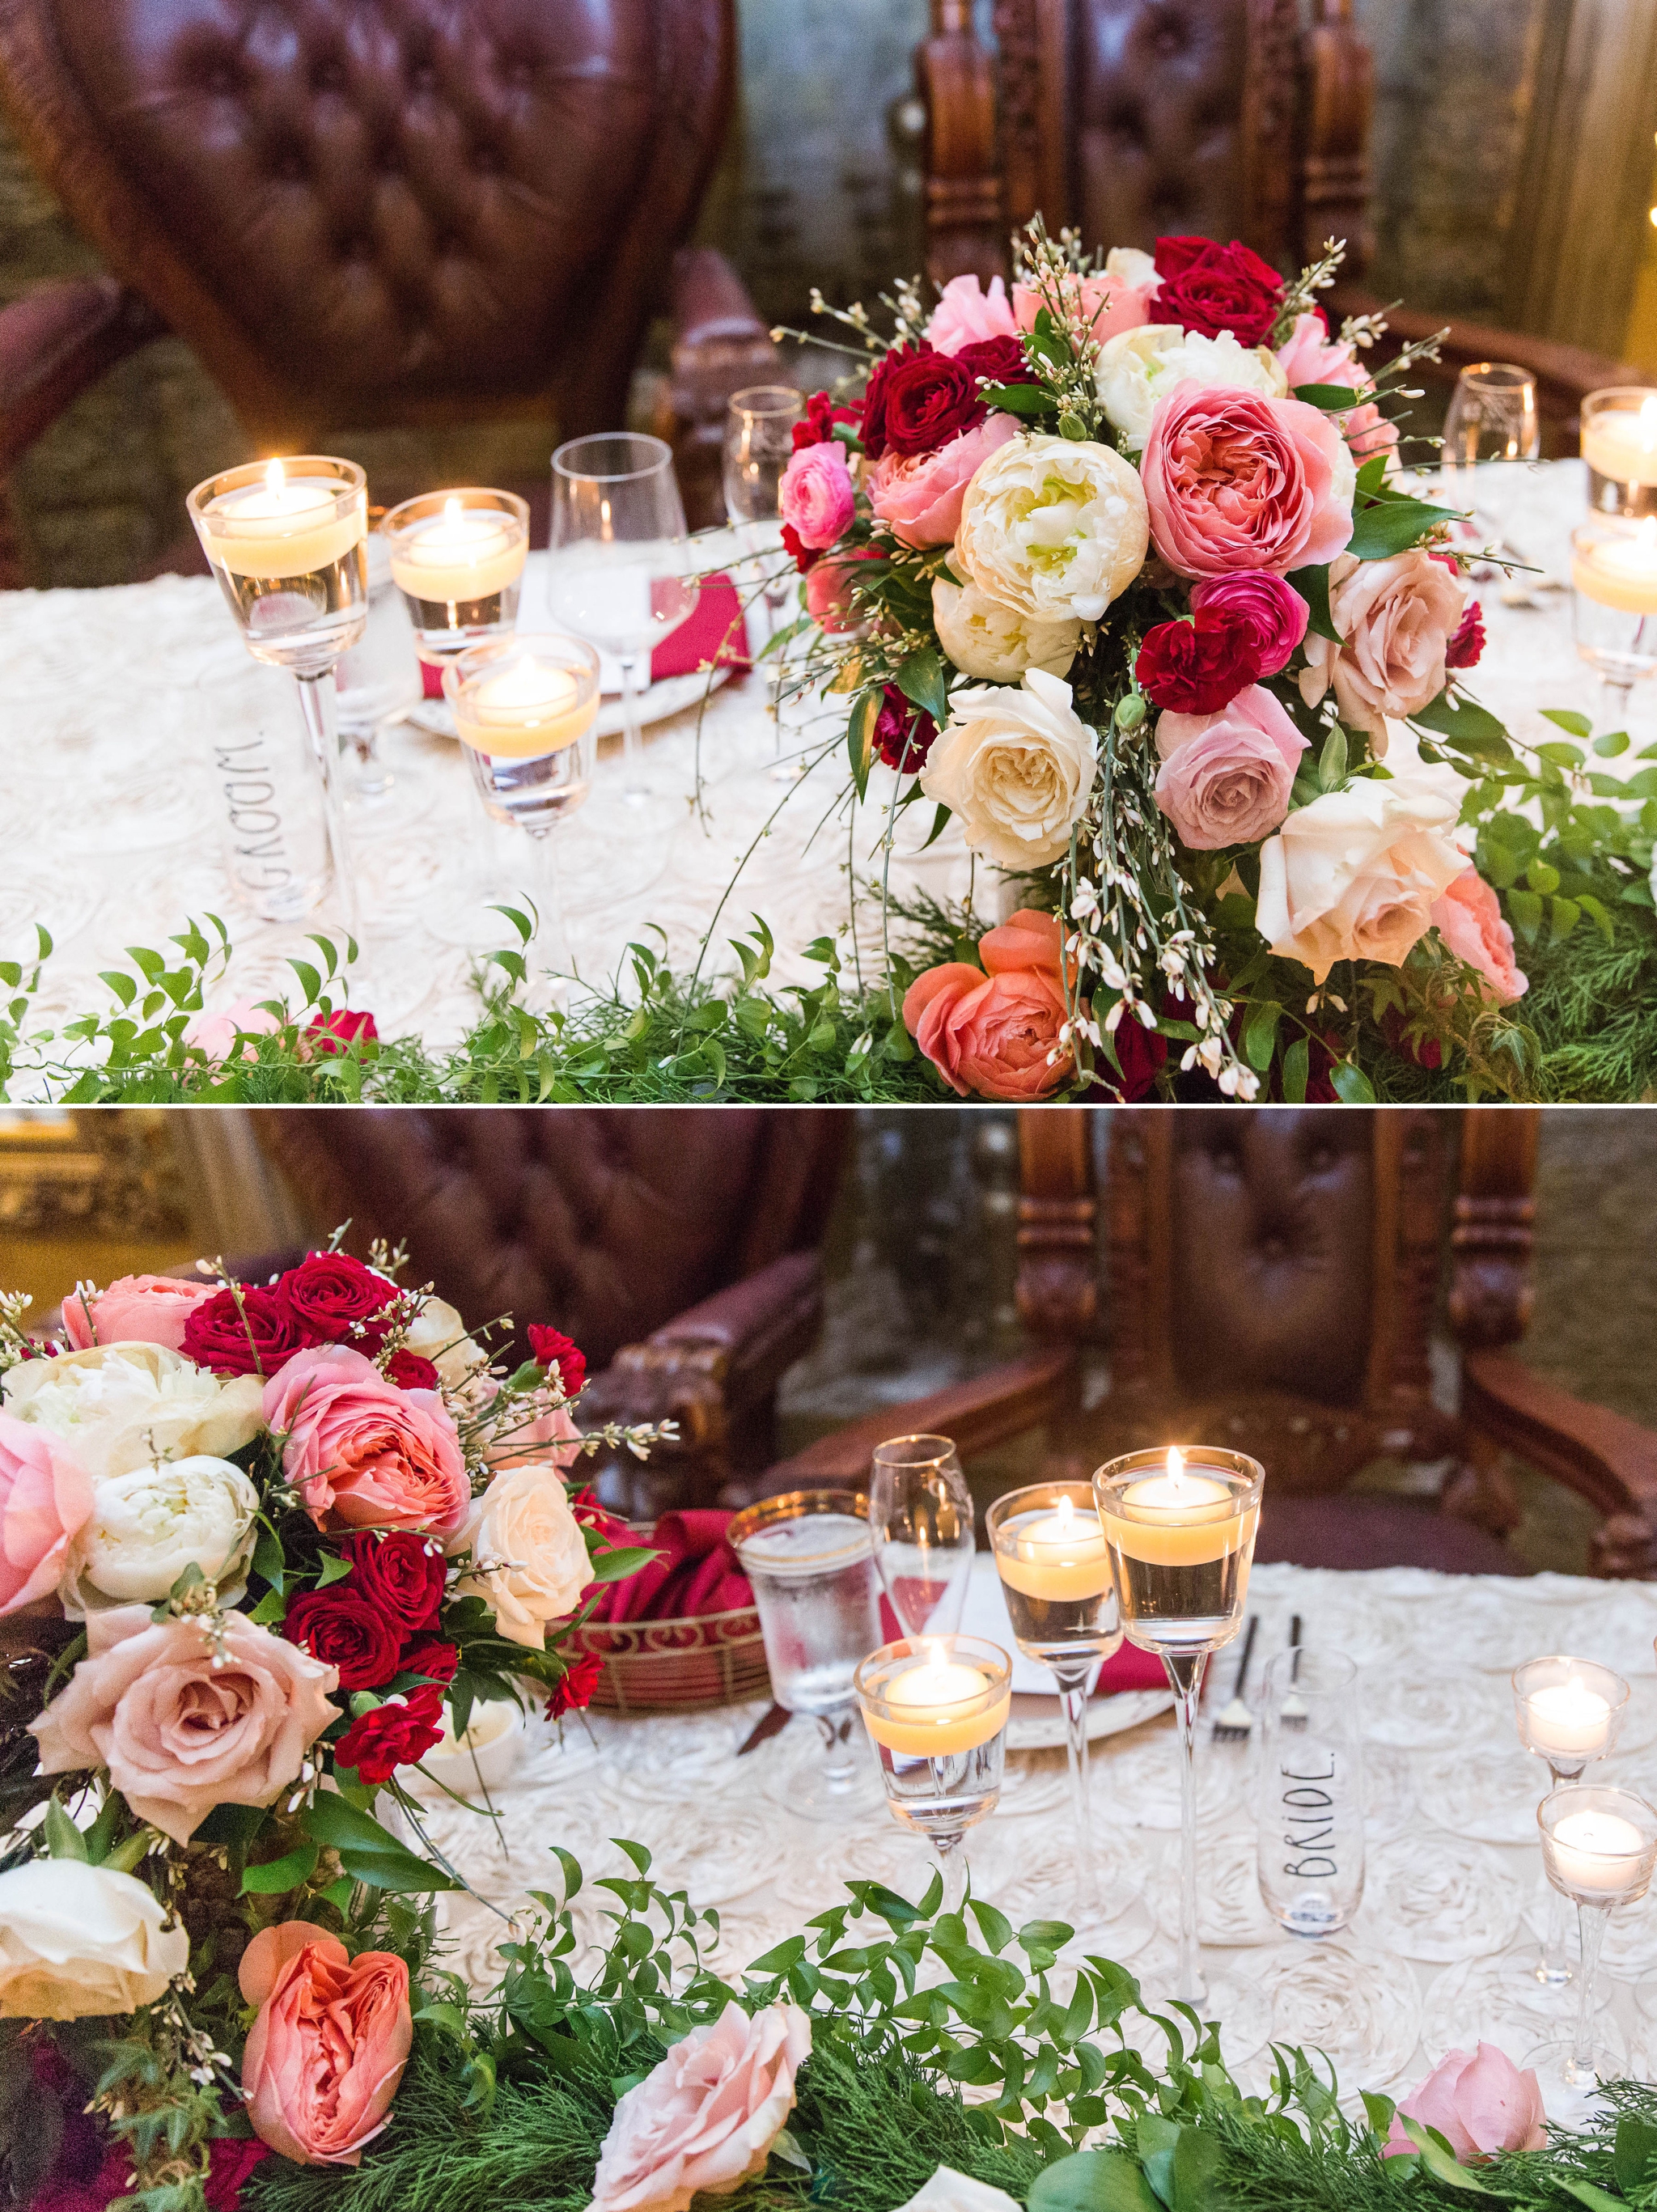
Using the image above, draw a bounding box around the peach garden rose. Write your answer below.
[1431,867,1528,1002]
[1141,383,1354,579]
[903,910,1078,1101]
[61,1273,216,1354]
[239,1924,413,2166]
[868,413,1016,549]
[261,1343,470,1536]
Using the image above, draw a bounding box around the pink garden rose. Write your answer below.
[61,1273,215,1354]
[777,442,855,550]
[239,1925,413,2167]
[30,1604,339,1843]
[868,413,1017,549]
[804,545,880,633]
[0,1413,93,1617]
[1142,383,1355,578]
[182,998,282,1062]
[1299,549,1468,744]
[1013,272,1151,346]
[1154,684,1307,850]
[261,1344,470,1536]
[1431,867,1528,1002]
[1274,310,1397,464]
[903,910,1078,1102]
[590,2000,812,2212]
[925,272,1019,355]
[1384,2043,1546,2163]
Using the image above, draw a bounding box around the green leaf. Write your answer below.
[302,1794,460,1892]
[1028,2151,1161,2212]
[1291,382,1367,410]
[1542,708,1594,739]
[977,381,1054,418]
[847,689,880,801]
[252,1523,286,1596]
[1593,728,1630,756]
[1317,724,1348,792]
[195,1803,269,1847]
[240,1841,320,1895]
[967,1898,1013,1953]
[587,1544,662,1583]
[247,1588,287,1625]
[1507,887,1545,943]
[1330,1061,1375,1104]
[1282,1036,1310,1104]
[1412,689,1513,759]
[895,646,950,732]
[44,1798,89,1862]
[1559,2184,1631,2212]
[1285,564,1339,644]
[1244,1000,1282,1072]
[1346,495,1459,561]
[316,1551,355,1587]
[1549,895,1580,940]
[1359,2090,1396,2138]
[1135,2115,1180,2208]
[1396,2118,1493,2193]
[1613,2115,1657,2195]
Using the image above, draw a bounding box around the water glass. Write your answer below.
[870,1434,974,1639]
[1441,362,1540,481]
[1255,1647,1365,1939]
[195,650,331,922]
[723,384,803,771]
[856,1634,1011,1913]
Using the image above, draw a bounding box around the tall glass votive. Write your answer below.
[1583,389,1657,520]
[1572,517,1657,716]
[1512,1655,1629,1988]
[986,1482,1121,1915]
[1525,1784,1657,2125]
[1094,1446,1262,2006]
[856,1634,1011,1913]
[729,1489,884,1820]
[383,489,530,729]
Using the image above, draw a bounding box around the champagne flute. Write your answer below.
[723,385,803,773]
[870,1434,975,1639]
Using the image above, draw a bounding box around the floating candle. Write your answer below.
[996,1494,1112,1600]
[860,1640,1011,1756]
[388,494,525,602]
[1583,395,1657,489]
[1571,517,1657,616]
[1098,1447,1252,1566]
[1550,1807,1647,1896]
[1526,1681,1614,1763]
[202,458,364,578]
[450,655,598,759]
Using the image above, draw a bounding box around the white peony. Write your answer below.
[1095,324,1290,449]
[59,1454,261,1615]
[1105,245,1160,295]
[1,1343,262,1483]
[919,668,1098,868]
[400,1294,489,1387]
[931,576,1081,683]
[0,1858,189,2018]
[448,1460,591,1650]
[955,434,1148,624]
[896,2173,1022,2212]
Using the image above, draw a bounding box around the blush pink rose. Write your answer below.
[1154,684,1307,850]
[1384,2043,1546,2163]
[925,273,1019,355]
[261,1344,470,1536]
[1013,272,1151,346]
[1299,549,1468,743]
[29,1604,339,1843]
[590,2000,811,2212]
[778,442,854,550]
[183,998,282,1063]
[61,1273,215,1354]
[1431,867,1528,1002]
[804,545,881,633]
[903,909,1078,1102]
[0,1412,93,1617]
[1274,311,1396,464]
[1142,383,1355,578]
[868,413,1018,549]
[239,1925,412,2167]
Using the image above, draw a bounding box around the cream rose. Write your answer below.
[919,669,1097,867]
[1104,245,1159,295]
[59,1455,261,1616]
[1255,757,1469,981]
[449,1460,590,1650]
[1096,324,1288,449]
[955,434,1148,624]
[1299,549,1468,744]
[0,1859,189,2019]
[1,1342,262,1482]
[931,577,1081,683]
[400,1295,488,1388]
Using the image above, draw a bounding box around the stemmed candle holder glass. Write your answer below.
[1512,1655,1629,1989]
[383,488,530,739]
[188,456,369,931]
[1571,517,1657,719]
[335,528,422,801]
[1094,1447,1263,2006]
[722,385,803,776]
[986,1481,1121,1917]
[870,1434,975,1639]
[855,1634,1011,1913]
[1524,1784,1657,2125]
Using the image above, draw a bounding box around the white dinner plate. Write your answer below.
[959,1556,1173,1747]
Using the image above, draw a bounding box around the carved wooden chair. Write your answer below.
[759,1107,1657,1580]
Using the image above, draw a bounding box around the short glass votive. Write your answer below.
[1571,518,1657,712]
[1583,388,1657,520]
[383,488,530,672]
[855,1633,1011,1912]
[1512,1655,1630,1989]
[1525,1784,1657,2123]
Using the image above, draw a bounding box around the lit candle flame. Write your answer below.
[443,494,462,528]
[265,457,286,498]
[1055,1494,1074,1536]
[1166,1446,1186,1493]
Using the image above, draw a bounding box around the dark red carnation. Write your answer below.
[1445,600,1485,672]
[1136,619,1255,714]
[1099,1006,1169,1103]
[283,1585,404,1690]
[204,2140,273,2212]
[953,335,1037,389]
[1152,235,1284,348]
[384,1348,439,1391]
[527,1325,587,1396]
[181,1283,312,1379]
[276,1250,393,1348]
[791,390,861,451]
[780,522,820,574]
[1380,1004,1444,1071]
[398,1636,460,1687]
[338,1531,445,1634]
[872,684,939,770]
[861,343,985,461]
[333,1684,445,1786]
[305,1008,379,1057]
[549,1649,604,1718]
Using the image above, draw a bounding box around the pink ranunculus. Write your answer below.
[239,1926,412,2167]
[1189,572,1310,679]
[0,1413,93,1617]
[1384,2043,1546,2163]
[1299,548,1468,744]
[1154,684,1308,850]
[1431,867,1528,1002]
[61,1273,215,1354]
[868,412,1017,549]
[926,273,1019,355]
[183,998,282,1064]
[29,1604,339,1844]
[777,442,855,551]
[590,2000,812,2212]
[261,1344,470,1536]
[1141,383,1356,579]
[1013,272,1151,347]
[804,545,881,634]
[903,909,1079,1102]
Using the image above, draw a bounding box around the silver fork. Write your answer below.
[1211,1612,1259,1741]
[1281,1614,1308,1730]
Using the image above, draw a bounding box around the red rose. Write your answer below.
[1136,619,1255,714]
[1445,600,1485,671]
[862,344,985,461]
[304,1008,379,1057]
[338,1531,445,1634]
[790,390,861,451]
[283,1585,404,1690]
[333,1683,445,1786]
[181,1284,313,1379]
[397,1636,460,1686]
[953,335,1036,389]
[384,1349,439,1392]
[277,1251,393,1348]
[872,685,938,770]
[549,1649,604,1718]
[1153,235,1283,347]
[205,2139,272,2212]
[527,1325,587,1396]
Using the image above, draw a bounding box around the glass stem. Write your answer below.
[1052,1655,1097,1917]
[1537,1881,1574,1985]
[817,1704,859,1796]
[523,829,574,977]
[1570,1904,1608,2079]
[294,672,358,935]
[1164,1648,1209,2007]
[618,651,651,803]
[934,1827,968,1917]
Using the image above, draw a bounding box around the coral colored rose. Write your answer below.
[590,2000,812,2212]
[61,1273,215,1354]
[871,686,938,771]
[527,1325,587,1396]
[276,1251,394,1349]
[777,442,855,549]
[1384,2043,1546,2163]
[333,1684,446,1784]
[868,413,1017,549]
[0,1413,92,1616]
[920,669,1096,867]
[956,433,1149,624]
[1431,867,1528,1002]
[183,1284,315,1379]
[1013,272,1150,346]
[904,910,1078,1102]
[30,1604,339,1844]
[1299,549,1468,743]
[1154,684,1307,849]
[1142,385,1355,579]
[925,273,1019,355]
[2,1342,263,1482]
[1446,599,1485,671]
[1152,235,1283,346]
[263,1344,470,1536]
[183,999,282,1063]
[239,1928,412,2167]
[0,1859,189,2019]
[282,1584,405,1689]
[862,344,986,460]
[450,1460,591,1650]
[337,1529,446,1632]
[804,545,881,633]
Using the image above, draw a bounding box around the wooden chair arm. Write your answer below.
[0,276,163,476]
[1462,1350,1657,1577]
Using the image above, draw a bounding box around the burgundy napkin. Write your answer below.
[1096,1643,1171,1694]
[587,1510,750,1625]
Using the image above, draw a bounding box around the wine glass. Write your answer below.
[870,1434,975,1640]
[545,434,700,807]
[1512,1656,1630,1990]
[723,385,803,773]
[856,1634,1011,1914]
[1438,362,1540,557]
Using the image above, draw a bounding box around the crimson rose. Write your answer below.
[282,1585,404,1690]
[304,1008,379,1057]
[1100,1006,1168,1103]
[527,1325,587,1396]
[1153,235,1283,347]
[781,523,820,573]
[791,390,861,451]
[1445,600,1485,671]
[398,1637,460,1687]
[277,1251,392,1347]
[872,685,938,770]
[384,1349,439,1392]
[181,1284,312,1379]
[1136,620,1255,714]
[862,344,985,460]
[953,335,1036,390]
[203,2138,272,2212]
[334,1684,445,1786]
[337,1531,445,1634]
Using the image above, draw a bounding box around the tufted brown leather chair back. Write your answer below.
[0,0,735,444]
